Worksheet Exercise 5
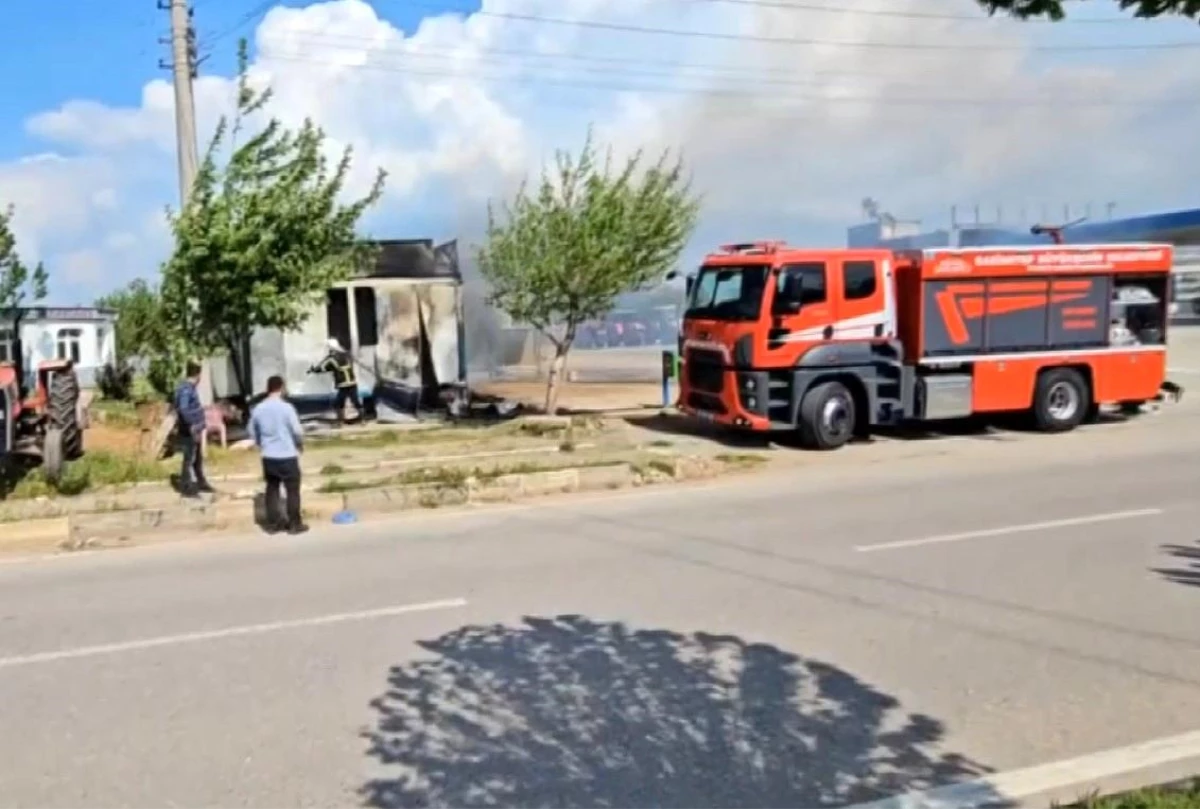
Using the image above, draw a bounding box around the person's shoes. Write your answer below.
[286,523,310,535]
[180,488,201,499]
[197,482,217,494]
[263,522,286,535]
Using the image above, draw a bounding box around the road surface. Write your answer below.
[3,407,1200,807]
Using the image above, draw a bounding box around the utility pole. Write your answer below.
[159,0,199,209]
[158,0,213,406]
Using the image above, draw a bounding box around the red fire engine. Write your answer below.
[676,242,1178,449]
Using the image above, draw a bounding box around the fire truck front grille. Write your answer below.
[686,348,725,393]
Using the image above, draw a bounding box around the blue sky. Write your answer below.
[1,0,1194,163]
[2,0,1198,304]
[0,0,471,160]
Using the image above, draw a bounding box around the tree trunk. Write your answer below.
[542,342,570,414]
[224,331,252,404]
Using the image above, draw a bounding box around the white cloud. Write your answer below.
[1,0,1198,302]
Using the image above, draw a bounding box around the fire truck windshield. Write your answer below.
[685,264,769,321]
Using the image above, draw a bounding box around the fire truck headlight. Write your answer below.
[745,396,757,409]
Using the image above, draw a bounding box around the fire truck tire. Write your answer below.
[797,380,856,450]
[1032,367,1089,433]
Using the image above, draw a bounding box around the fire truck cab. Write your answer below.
[677,241,1177,449]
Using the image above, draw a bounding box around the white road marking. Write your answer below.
[1167,366,1200,375]
[854,508,1163,553]
[0,597,467,670]
[842,728,1200,808]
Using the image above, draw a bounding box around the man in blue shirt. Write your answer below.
[249,375,308,535]
[173,360,212,498]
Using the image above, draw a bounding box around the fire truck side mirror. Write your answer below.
[665,268,694,298]
[775,274,804,314]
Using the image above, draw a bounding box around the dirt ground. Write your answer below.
[84,422,144,455]
[475,380,667,413]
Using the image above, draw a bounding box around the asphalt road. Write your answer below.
[3,409,1200,808]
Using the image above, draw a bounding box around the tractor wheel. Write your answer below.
[43,427,64,485]
[48,368,83,459]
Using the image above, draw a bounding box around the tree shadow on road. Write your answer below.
[360,614,993,808]
[1153,542,1200,587]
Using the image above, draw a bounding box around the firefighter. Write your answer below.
[309,338,363,425]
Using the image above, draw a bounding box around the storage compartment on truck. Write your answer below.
[921,275,1111,358]
[918,373,973,420]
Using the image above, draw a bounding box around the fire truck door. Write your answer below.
[831,257,890,340]
[772,261,834,344]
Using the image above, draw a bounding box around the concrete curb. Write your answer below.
[0,458,721,554]
[841,729,1200,808]
[0,443,601,523]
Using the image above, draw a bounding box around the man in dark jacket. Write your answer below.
[174,360,213,497]
[309,338,363,425]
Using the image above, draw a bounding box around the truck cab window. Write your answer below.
[843,260,877,300]
[775,263,826,314]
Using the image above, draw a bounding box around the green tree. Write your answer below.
[95,279,170,361]
[976,0,1198,19]
[161,40,385,397]
[477,134,699,413]
[95,279,180,399]
[0,205,49,381]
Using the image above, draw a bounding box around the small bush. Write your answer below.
[129,374,160,404]
[97,362,135,401]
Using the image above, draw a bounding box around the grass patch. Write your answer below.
[307,427,454,451]
[1060,780,1200,808]
[319,463,345,475]
[317,465,472,494]
[647,459,675,476]
[9,451,168,498]
[715,452,767,467]
[314,457,627,494]
[515,421,568,438]
[633,458,676,479]
[89,398,141,428]
[648,439,673,448]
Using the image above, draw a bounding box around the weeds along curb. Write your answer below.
[12,458,729,552]
[0,443,604,523]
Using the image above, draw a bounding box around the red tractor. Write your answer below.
[0,359,84,483]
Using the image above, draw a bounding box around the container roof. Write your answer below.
[365,239,461,282]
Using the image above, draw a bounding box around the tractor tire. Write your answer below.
[43,427,64,485]
[48,369,84,459]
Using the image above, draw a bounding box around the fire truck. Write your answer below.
[675,241,1179,449]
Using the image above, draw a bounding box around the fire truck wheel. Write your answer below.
[1033,368,1089,433]
[798,380,856,450]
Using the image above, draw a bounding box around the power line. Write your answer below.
[257,29,940,81]
[204,0,275,49]
[637,0,1135,23]
[259,27,1200,87]
[382,1,1200,51]
[257,48,1196,107]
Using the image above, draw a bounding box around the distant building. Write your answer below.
[0,306,117,388]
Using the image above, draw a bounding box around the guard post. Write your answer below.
[661,349,677,408]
